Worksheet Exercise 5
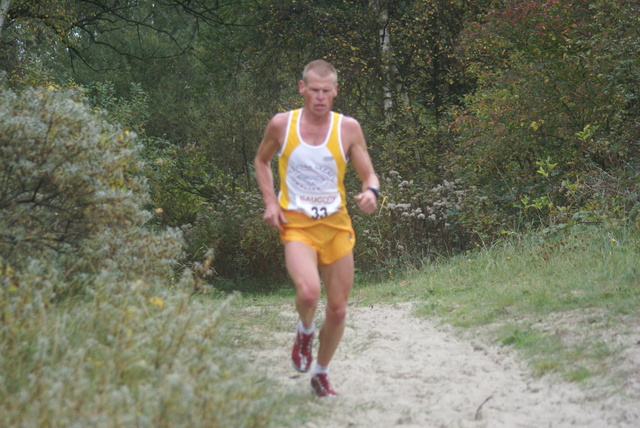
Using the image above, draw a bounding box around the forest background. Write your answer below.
[1,0,639,426]
[2,0,639,287]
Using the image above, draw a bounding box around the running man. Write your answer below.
[254,60,380,397]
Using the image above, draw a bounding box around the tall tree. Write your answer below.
[0,0,11,39]
[375,0,409,125]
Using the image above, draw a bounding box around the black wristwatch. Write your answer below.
[367,186,380,200]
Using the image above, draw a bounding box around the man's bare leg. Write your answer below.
[317,252,354,367]
[284,241,321,327]
[285,241,322,373]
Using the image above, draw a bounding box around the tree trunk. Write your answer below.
[374,0,410,126]
[0,0,11,39]
[375,0,393,125]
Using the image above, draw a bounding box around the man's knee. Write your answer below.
[325,302,347,324]
[297,284,321,308]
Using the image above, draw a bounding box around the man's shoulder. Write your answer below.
[268,110,292,130]
[273,110,293,121]
[337,113,365,154]
[338,114,363,132]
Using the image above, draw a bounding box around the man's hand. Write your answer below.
[262,202,288,232]
[354,190,377,215]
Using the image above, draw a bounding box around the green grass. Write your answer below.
[349,224,640,383]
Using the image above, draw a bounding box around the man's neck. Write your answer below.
[299,108,332,146]
[301,107,331,124]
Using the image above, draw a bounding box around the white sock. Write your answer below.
[312,363,328,376]
[298,320,315,335]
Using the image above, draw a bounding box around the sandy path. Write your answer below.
[251,302,639,428]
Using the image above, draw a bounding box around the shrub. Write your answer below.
[183,190,287,290]
[0,265,290,427]
[0,85,290,427]
[446,0,640,237]
[350,171,475,277]
[142,139,238,228]
[0,85,183,297]
[0,84,184,383]
[182,172,476,285]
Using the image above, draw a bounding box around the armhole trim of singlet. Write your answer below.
[337,113,348,163]
[278,110,296,157]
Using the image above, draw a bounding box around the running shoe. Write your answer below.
[291,329,314,373]
[311,373,338,397]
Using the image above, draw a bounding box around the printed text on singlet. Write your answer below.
[289,163,341,219]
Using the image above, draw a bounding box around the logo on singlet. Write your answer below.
[299,194,338,204]
[290,164,336,191]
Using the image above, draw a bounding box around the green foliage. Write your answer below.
[253,0,486,180]
[86,81,151,135]
[0,86,182,298]
[0,85,295,427]
[580,0,640,161]
[183,191,287,290]
[0,1,70,75]
[351,170,473,277]
[0,267,296,426]
[143,139,237,227]
[145,70,272,195]
[4,0,640,285]
[6,54,60,89]
[449,0,640,235]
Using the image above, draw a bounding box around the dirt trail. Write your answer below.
[252,303,639,428]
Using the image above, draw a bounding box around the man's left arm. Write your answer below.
[343,117,379,215]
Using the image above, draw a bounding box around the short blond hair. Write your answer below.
[302,60,337,84]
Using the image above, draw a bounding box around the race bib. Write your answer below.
[296,193,341,219]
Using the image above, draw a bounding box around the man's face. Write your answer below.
[299,71,338,116]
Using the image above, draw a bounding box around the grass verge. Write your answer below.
[350,224,640,385]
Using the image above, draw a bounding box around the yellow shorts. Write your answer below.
[280,207,355,265]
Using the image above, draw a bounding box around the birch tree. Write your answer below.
[375,0,409,126]
[0,0,10,39]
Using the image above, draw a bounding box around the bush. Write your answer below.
[0,264,291,427]
[350,171,474,277]
[183,191,287,290]
[445,0,640,237]
[182,172,477,285]
[0,85,183,295]
[0,85,291,427]
[142,139,238,228]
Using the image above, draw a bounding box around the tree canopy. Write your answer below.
[2,0,639,284]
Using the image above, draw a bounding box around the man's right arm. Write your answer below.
[254,113,288,231]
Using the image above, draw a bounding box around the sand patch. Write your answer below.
[248,302,639,427]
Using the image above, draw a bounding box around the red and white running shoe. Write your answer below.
[311,373,338,397]
[291,329,314,373]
